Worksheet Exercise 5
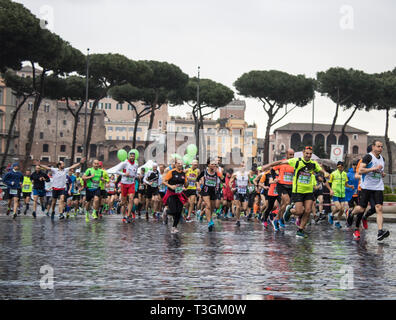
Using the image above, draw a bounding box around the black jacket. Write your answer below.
[30,171,50,190]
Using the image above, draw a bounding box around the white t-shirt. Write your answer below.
[117,161,138,185]
[45,178,53,196]
[360,152,385,191]
[50,167,70,189]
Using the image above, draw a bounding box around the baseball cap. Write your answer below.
[337,161,344,166]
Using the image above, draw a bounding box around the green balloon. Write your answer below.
[183,154,193,165]
[117,149,128,162]
[129,149,139,160]
[186,144,198,156]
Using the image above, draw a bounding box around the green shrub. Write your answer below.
[384,194,396,202]
[384,185,393,194]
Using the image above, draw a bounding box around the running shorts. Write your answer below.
[121,183,135,197]
[359,189,383,208]
[291,192,315,203]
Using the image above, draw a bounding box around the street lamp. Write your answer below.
[83,48,90,168]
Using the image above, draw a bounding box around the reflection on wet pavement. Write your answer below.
[0,214,395,300]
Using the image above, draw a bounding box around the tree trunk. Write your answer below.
[66,100,84,166]
[385,108,392,174]
[84,99,99,163]
[132,116,141,149]
[1,96,28,169]
[264,112,274,164]
[327,88,340,156]
[145,93,159,149]
[341,105,359,139]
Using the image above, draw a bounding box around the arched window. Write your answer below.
[303,133,313,146]
[353,145,359,154]
[291,133,301,150]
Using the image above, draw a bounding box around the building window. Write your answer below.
[137,128,142,132]
[39,132,44,139]
[108,126,113,132]
[60,145,66,152]
[60,132,64,137]
[44,103,50,112]
[63,120,67,125]
[353,146,359,154]
[77,146,83,153]
[59,157,66,162]
[43,144,49,153]
[28,102,33,111]
[76,158,81,163]
[108,136,112,140]
[128,104,132,110]
[137,137,141,141]
[272,144,275,151]
[47,120,51,125]
[122,136,126,140]
[116,103,123,110]
[234,137,239,144]
[353,134,358,140]
[159,120,163,128]
[41,157,49,162]
[117,136,120,140]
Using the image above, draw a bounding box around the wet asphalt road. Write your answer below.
[0,210,395,300]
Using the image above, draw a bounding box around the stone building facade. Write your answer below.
[269,123,369,162]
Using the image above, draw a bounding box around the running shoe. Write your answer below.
[335,222,342,229]
[122,217,127,224]
[46,211,49,217]
[271,219,280,231]
[171,227,179,234]
[346,210,354,227]
[353,229,361,240]
[185,217,192,222]
[296,229,308,238]
[278,219,286,229]
[235,220,241,227]
[99,213,103,219]
[66,212,70,219]
[283,204,293,222]
[32,211,36,218]
[295,217,301,227]
[328,214,334,225]
[59,213,65,220]
[208,220,214,232]
[362,217,368,230]
[263,221,268,229]
[24,209,27,215]
[85,212,90,222]
[377,229,390,241]
[6,208,11,216]
[314,215,320,224]
[13,213,17,219]
[132,213,136,220]
[91,211,98,220]
[41,204,45,212]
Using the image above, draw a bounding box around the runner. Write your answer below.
[350,140,390,241]
[2,163,23,219]
[72,170,84,216]
[345,161,360,227]
[30,165,50,218]
[184,160,200,222]
[117,152,139,223]
[83,159,105,221]
[263,146,332,238]
[36,158,85,220]
[136,167,146,218]
[257,169,271,222]
[44,172,53,216]
[21,169,33,216]
[106,174,118,215]
[272,149,295,229]
[144,163,162,219]
[260,168,280,230]
[328,161,355,229]
[214,157,225,218]
[197,158,221,231]
[247,166,258,220]
[98,161,109,218]
[222,168,234,219]
[229,161,251,227]
[162,159,188,233]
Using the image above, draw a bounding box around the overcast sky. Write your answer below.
[16,0,396,140]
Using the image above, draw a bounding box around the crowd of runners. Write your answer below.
[0,139,390,241]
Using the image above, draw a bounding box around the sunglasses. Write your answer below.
[305,146,313,150]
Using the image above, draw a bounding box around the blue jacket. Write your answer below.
[2,170,24,189]
[345,168,359,201]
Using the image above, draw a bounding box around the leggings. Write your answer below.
[167,195,183,228]
[263,196,279,221]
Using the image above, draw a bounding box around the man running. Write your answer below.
[263,146,332,238]
[30,165,50,218]
[117,152,139,223]
[229,161,251,227]
[2,163,23,219]
[350,140,390,241]
[272,149,295,229]
[21,169,33,216]
[36,158,85,220]
[328,161,354,229]
[83,159,106,221]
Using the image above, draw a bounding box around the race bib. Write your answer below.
[81,190,86,196]
[10,189,18,195]
[159,184,166,192]
[283,172,293,183]
[175,186,183,194]
[238,187,247,194]
[23,185,30,191]
[108,188,115,192]
[205,179,216,187]
[126,176,134,183]
[298,172,311,185]
[248,185,255,193]
[372,172,382,180]
[151,182,158,188]
[91,181,100,189]
[188,181,196,187]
